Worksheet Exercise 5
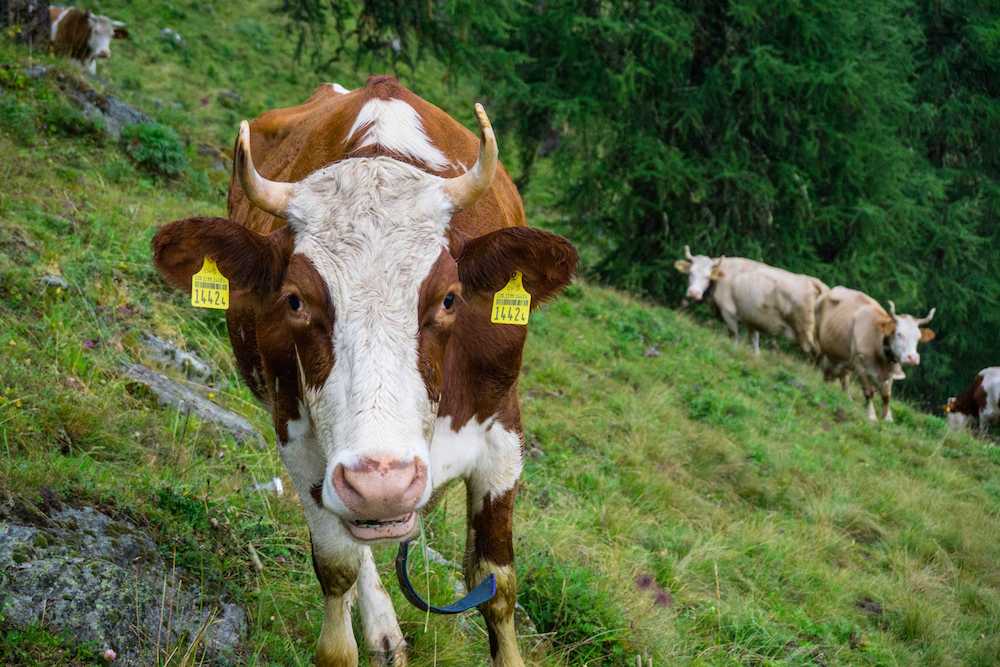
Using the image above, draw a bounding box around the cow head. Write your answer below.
[674,245,723,301]
[87,13,128,61]
[152,105,576,543]
[880,301,936,366]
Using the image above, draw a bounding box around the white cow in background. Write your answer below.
[675,246,828,356]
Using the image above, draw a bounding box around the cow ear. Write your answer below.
[920,327,936,342]
[152,217,291,294]
[710,266,725,280]
[878,318,896,336]
[674,259,691,274]
[112,23,129,39]
[457,227,577,308]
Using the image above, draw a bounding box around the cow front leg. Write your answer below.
[879,380,893,422]
[356,547,407,665]
[462,421,524,667]
[751,330,761,355]
[312,539,362,667]
[465,486,523,667]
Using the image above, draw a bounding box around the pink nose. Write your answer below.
[904,354,920,365]
[687,288,703,301]
[333,457,426,519]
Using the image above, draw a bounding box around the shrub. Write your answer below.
[120,122,188,177]
[0,95,36,144]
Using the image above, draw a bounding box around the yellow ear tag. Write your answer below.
[191,258,229,310]
[491,271,531,325]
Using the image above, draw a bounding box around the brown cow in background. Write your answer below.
[49,5,127,75]
[815,287,936,422]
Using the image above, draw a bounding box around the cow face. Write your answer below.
[881,302,936,366]
[86,14,126,61]
[674,246,723,302]
[152,109,576,544]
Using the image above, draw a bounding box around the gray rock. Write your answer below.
[39,274,70,289]
[56,78,153,140]
[0,507,245,665]
[122,363,265,448]
[160,27,184,45]
[142,333,213,381]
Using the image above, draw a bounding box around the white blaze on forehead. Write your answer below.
[287,156,452,503]
[890,316,923,361]
[347,98,451,172]
[88,15,115,57]
[686,255,717,295]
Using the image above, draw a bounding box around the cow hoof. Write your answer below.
[370,644,408,666]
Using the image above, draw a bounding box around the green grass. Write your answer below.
[3,5,1000,665]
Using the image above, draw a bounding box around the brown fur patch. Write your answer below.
[51,8,91,60]
[951,374,987,417]
[471,488,517,567]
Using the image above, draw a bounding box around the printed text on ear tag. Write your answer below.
[191,258,230,310]
[491,271,531,325]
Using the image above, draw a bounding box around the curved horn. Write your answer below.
[917,307,936,325]
[887,300,897,318]
[443,103,498,210]
[236,120,295,218]
[684,245,694,260]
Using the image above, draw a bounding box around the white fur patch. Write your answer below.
[346,98,451,171]
[431,415,523,512]
[330,83,351,94]
[356,548,405,655]
[286,157,453,516]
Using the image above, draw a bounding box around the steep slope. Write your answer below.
[2,6,999,665]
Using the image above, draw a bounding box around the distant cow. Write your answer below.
[946,367,1000,434]
[49,6,128,75]
[815,287,936,421]
[674,246,828,355]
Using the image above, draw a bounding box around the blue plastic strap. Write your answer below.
[394,540,496,615]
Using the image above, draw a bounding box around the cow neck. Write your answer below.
[881,336,897,364]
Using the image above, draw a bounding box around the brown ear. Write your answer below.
[920,328,936,343]
[151,217,292,294]
[457,227,578,307]
[113,26,130,39]
[878,318,896,336]
[674,259,691,274]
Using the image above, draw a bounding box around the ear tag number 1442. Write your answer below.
[491,271,531,325]
[191,258,230,310]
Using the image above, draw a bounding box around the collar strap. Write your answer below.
[395,540,496,615]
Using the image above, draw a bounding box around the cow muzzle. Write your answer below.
[902,353,920,366]
[332,457,427,541]
[96,49,110,59]
[687,288,703,301]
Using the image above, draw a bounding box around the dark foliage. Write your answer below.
[279,0,1000,404]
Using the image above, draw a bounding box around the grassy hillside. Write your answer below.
[2,3,1000,665]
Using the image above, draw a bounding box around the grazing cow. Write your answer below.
[49,6,128,75]
[945,367,1000,434]
[674,246,828,355]
[152,77,577,666]
[815,287,936,422]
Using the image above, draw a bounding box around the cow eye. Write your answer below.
[288,294,301,312]
[443,292,455,310]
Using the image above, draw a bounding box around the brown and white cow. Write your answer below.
[674,246,828,356]
[151,77,576,666]
[945,367,1000,434]
[815,287,936,422]
[49,6,128,75]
